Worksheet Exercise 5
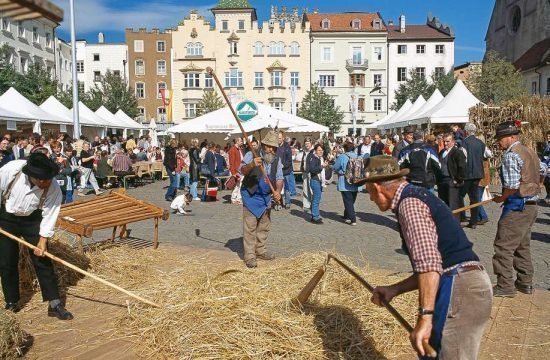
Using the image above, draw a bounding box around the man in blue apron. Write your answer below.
[356,156,492,359]
[492,121,545,297]
[240,130,283,269]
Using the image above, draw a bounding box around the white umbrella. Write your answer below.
[33,120,41,135]
[149,118,159,147]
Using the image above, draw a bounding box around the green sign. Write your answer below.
[236,100,258,122]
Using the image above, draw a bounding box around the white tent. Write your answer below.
[74,102,111,128]
[0,88,66,124]
[380,96,426,130]
[410,80,482,126]
[114,109,147,130]
[401,89,444,128]
[39,96,74,124]
[366,111,396,129]
[376,100,412,130]
[149,118,159,147]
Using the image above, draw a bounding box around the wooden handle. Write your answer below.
[291,265,326,307]
[452,199,493,214]
[0,228,160,308]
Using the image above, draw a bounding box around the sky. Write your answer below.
[56,0,494,64]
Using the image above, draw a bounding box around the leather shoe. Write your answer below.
[515,283,533,295]
[492,286,516,298]
[257,252,275,261]
[311,218,323,224]
[5,302,20,313]
[478,219,489,225]
[245,258,257,268]
[48,304,74,320]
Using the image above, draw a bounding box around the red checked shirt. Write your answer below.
[391,182,443,274]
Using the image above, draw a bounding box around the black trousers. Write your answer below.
[460,179,480,225]
[341,191,358,223]
[0,208,60,304]
[437,179,462,222]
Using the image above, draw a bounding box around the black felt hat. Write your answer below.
[495,120,521,139]
[22,152,59,180]
[402,126,414,134]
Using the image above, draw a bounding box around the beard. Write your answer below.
[262,152,276,164]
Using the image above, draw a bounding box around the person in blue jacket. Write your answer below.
[332,142,360,225]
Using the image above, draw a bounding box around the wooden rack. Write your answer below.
[56,189,169,253]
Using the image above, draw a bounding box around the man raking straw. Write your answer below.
[0,152,73,320]
[355,156,492,359]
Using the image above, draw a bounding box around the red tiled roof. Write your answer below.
[387,25,453,40]
[308,13,386,32]
[513,38,550,71]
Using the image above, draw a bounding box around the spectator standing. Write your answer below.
[0,138,14,167]
[398,130,441,189]
[356,136,372,159]
[12,136,28,160]
[204,142,217,179]
[95,151,113,188]
[300,138,313,211]
[393,127,414,159]
[459,123,486,229]
[451,124,465,144]
[308,144,326,224]
[332,142,360,225]
[277,131,294,209]
[125,135,137,153]
[228,138,244,204]
[163,139,178,201]
[370,134,385,156]
[214,145,229,176]
[189,138,201,201]
[437,133,467,221]
[77,142,103,196]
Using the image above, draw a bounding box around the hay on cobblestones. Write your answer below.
[86,249,417,359]
[0,309,26,360]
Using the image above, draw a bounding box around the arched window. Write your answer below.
[186,42,203,56]
[254,41,263,55]
[269,41,284,55]
[290,41,300,55]
[322,19,330,30]
[135,59,145,75]
[352,19,361,30]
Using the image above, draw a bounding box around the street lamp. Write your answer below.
[69,0,80,139]
[350,86,358,137]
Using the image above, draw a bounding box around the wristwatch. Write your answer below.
[418,307,435,316]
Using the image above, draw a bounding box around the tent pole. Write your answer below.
[69,0,80,139]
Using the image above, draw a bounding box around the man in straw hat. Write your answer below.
[491,120,546,297]
[239,130,283,268]
[0,152,73,320]
[356,155,491,358]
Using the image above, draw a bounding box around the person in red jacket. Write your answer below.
[228,137,244,204]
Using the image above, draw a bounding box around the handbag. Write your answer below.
[200,163,211,176]
[224,175,238,190]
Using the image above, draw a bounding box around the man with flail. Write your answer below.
[356,156,491,358]
[240,130,283,268]
[0,152,73,320]
[492,121,546,297]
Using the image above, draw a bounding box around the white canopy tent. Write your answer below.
[376,99,412,130]
[366,110,396,129]
[149,118,159,147]
[96,106,145,139]
[113,109,147,130]
[393,89,445,129]
[409,80,482,126]
[380,96,426,130]
[40,96,74,124]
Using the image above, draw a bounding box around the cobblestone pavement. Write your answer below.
[102,179,550,289]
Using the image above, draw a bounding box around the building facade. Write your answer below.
[75,35,128,94]
[309,12,388,136]
[485,0,550,96]
[55,38,72,91]
[170,1,310,124]
[125,28,172,124]
[387,15,455,109]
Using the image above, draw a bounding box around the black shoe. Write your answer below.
[515,282,533,295]
[493,286,516,298]
[5,302,20,313]
[310,218,323,224]
[48,304,74,320]
[478,219,489,225]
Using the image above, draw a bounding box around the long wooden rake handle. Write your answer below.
[452,199,493,214]
[0,228,160,308]
[293,254,437,358]
[206,67,280,202]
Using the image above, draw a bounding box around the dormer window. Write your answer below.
[352,19,361,30]
[321,19,330,30]
[373,19,381,30]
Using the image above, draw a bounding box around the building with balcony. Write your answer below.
[75,34,128,94]
[170,1,310,123]
[308,12,388,136]
[125,27,172,124]
[387,14,455,109]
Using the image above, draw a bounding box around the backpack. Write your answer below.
[344,155,364,184]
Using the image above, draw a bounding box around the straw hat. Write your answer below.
[261,130,279,148]
[354,155,409,185]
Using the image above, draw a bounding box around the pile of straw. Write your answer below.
[85,248,417,359]
[0,310,26,360]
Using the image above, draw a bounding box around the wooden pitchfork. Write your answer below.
[292,254,437,358]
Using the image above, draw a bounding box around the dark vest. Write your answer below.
[242,155,279,195]
[397,185,479,269]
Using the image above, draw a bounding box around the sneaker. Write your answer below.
[492,286,516,298]
[48,303,74,320]
[77,191,86,197]
[95,190,104,196]
[350,222,357,226]
[478,219,489,225]
[344,219,352,224]
[193,197,201,201]
[257,252,275,261]
[245,258,257,268]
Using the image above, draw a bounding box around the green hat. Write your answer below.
[261,130,279,148]
[354,155,409,185]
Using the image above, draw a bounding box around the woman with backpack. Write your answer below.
[332,142,360,226]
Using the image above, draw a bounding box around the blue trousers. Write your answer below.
[190,181,198,198]
[341,191,358,223]
[283,174,293,207]
[477,186,488,221]
[310,179,322,220]
[63,190,74,204]
[165,167,179,200]
[288,170,297,196]
[180,172,190,188]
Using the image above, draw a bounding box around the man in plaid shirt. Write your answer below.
[355,156,492,359]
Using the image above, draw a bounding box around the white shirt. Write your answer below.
[0,160,62,238]
[170,194,190,213]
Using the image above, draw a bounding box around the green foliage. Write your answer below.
[392,69,457,110]
[16,63,59,105]
[57,87,75,108]
[83,71,138,117]
[431,70,456,96]
[196,90,225,116]
[470,50,527,104]
[298,83,344,133]
[0,44,17,94]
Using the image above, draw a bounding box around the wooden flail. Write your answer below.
[56,189,169,253]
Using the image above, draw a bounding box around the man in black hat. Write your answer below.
[492,121,545,297]
[356,156,492,359]
[392,126,414,159]
[0,152,73,320]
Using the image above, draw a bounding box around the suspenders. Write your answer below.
[2,170,50,210]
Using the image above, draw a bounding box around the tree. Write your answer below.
[196,90,225,116]
[391,70,434,110]
[298,83,344,133]
[57,87,75,109]
[431,70,456,96]
[16,63,58,105]
[0,44,17,95]
[83,71,138,117]
[470,50,526,104]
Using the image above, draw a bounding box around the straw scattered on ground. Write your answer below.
[0,309,26,360]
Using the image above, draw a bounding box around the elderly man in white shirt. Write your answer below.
[0,153,73,320]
